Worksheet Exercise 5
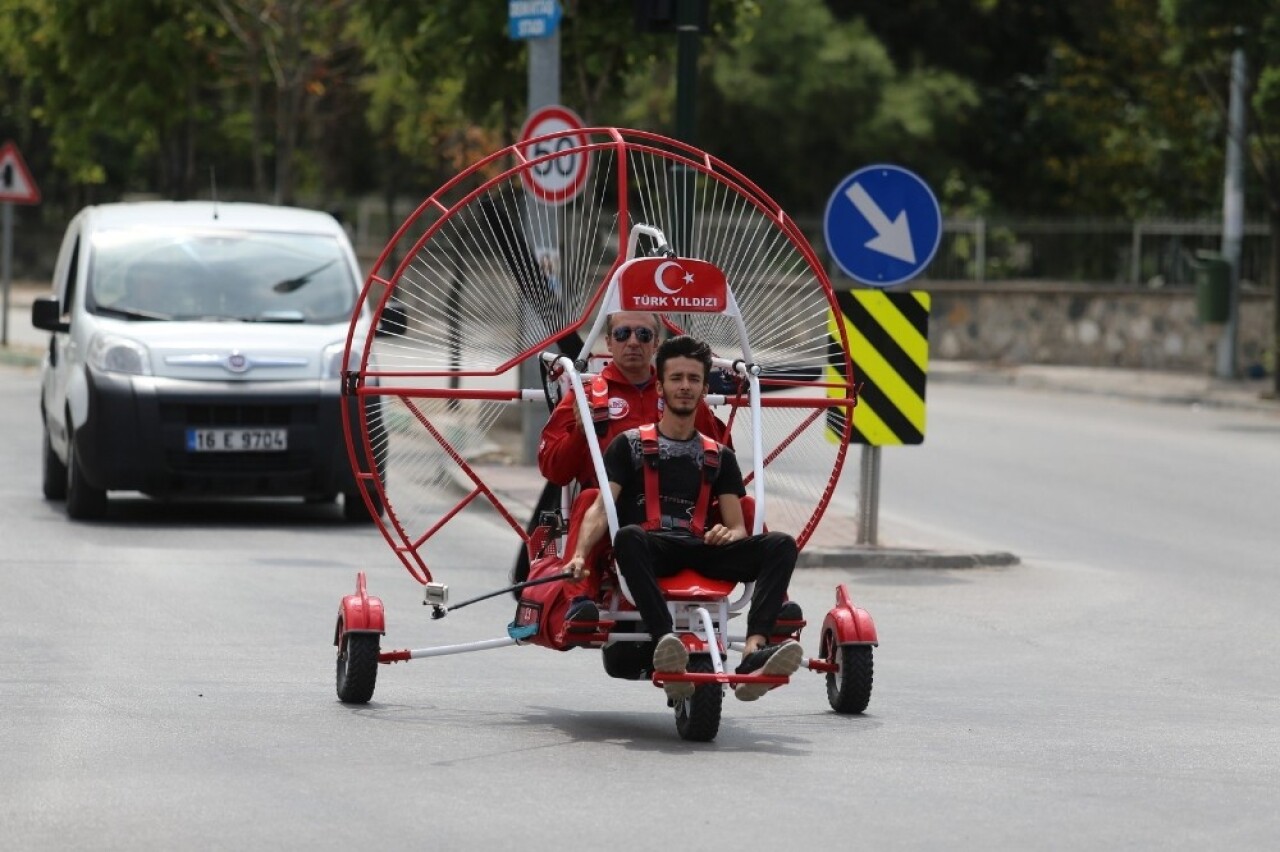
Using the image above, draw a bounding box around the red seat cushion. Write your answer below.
[658,569,737,601]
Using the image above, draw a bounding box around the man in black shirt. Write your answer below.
[563,335,802,702]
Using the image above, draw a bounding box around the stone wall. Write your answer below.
[921,281,1275,375]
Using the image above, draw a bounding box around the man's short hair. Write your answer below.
[656,335,712,381]
[606,311,661,334]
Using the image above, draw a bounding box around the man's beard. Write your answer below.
[664,397,697,416]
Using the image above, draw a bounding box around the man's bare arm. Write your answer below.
[704,492,748,546]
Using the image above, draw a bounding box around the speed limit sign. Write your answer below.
[518,105,590,205]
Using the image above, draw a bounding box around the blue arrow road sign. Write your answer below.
[823,164,941,288]
[509,0,562,39]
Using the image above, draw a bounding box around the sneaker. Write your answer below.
[652,633,694,701]
[565,597,600,633]
[734,639,804,702]
[776,600,804,623]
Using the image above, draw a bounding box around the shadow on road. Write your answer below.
[340,699,878,757]
[42,494,375,530]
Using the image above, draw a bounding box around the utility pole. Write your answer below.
[636,0,705,255]
[674,0,699,143]
[670,0,701,252]
[1218,42,1247,380]
[672,0,703,255]
[520,16,561,463]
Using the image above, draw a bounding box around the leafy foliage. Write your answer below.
[1,0,1279,230]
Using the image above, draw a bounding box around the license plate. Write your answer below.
[186,427,288,452]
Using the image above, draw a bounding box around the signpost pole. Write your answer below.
[520,19,561,464]
[2,201,12,347]
[857,445,880,545]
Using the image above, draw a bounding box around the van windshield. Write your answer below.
[86,227,357,324]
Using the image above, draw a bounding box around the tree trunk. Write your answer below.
[381,144,400,269]
[183,77,197,200]
[249,42,267,200]
[272,1,303,207]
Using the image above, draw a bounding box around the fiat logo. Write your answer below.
[225,352,250,373]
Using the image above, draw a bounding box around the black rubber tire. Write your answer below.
[602,641,654,681]
[674,655,722,742]
[826,641,873,714]
[65,431,107,520]
[42,429,67,500]
[341,488,383,523]
[335,629,379,704]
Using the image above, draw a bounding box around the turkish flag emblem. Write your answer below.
[618,257,728,313]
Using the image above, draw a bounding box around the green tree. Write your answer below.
[855,0,1101,215]
[15,0,220,199]
[346,1,712,241]
[693,0,977,213]
[1035,0,1221,217]
[212,0,365,205]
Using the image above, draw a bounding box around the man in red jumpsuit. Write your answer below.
[515,311,727,648]
[537,310,726,490]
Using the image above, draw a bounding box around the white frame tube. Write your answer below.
[399,637,519,659]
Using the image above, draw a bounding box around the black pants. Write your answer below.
[612,525,797,639]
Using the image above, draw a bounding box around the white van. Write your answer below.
[31,201,395,521]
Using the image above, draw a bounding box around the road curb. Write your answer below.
[798,547,1021,570]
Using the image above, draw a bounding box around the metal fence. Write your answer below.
[854,217,1273,289]
[361,203,1277,292]
[9,199,1271,292]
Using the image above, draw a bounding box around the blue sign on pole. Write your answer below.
[823,164,941,288]
[508,0,562,39]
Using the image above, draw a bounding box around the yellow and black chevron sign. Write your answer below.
[829,290,929,445]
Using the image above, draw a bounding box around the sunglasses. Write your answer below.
[611,326,656,343]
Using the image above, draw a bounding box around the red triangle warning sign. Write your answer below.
[0,141,41,204]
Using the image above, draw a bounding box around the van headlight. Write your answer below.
[88,334,152,376]
[323,341,364,379]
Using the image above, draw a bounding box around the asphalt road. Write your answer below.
[1,361,1277,850]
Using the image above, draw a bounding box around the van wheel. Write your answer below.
[342,489,383,523]
[43,429,68,500]
[65,433,107,520]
